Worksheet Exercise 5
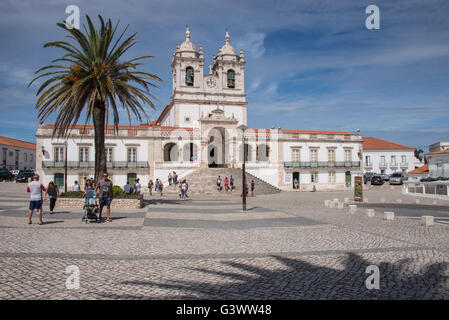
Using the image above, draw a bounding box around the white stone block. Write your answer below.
[337,201,345,209]
[390,186,395,190]
[396,199,402,203]
[366,209,375,217]
[384,211,395,221]
[364,197,369,203]
[421,216,434,226]
[348,205,357,214]
[329,201,336,208]
[324,200,331,207]
[344,197,349,203]
[415,199,420,204]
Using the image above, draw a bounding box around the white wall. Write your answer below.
[1,144,36,170]
[363,150,416,175]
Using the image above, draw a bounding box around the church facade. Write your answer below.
[35,27,363,191]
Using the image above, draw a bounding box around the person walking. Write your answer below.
[173,172,178,185]
[27,174,46,225]
[155,179,159,193]
[217,176,222,191]
[294,178,299,190]
[251,180,255,197]
[230,175,234,191]
[159,180,164,196]
[181,180,187,200]
[134,178,141,195]
[185,180,189,199]
[96,173,113,222]
[168,173,173,186]
[45,181,59,214]
[224,177,229,191]
[148,179,154,196]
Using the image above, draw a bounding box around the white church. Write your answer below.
[35,27,363,191]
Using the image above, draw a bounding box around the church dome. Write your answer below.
[179,26,197,52]
[218,30,237,56]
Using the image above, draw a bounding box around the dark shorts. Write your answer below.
[29,200,42,210]
[99,196,112,208]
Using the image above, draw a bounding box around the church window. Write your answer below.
[227,69,235,88]
[185,67,194,86]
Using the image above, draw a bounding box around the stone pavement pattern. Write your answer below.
[0,182,449,299]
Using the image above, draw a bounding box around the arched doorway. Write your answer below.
[164,143,179,162]
[207,127,226,167]
[183,143,198,162]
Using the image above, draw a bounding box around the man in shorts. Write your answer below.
[96,173,113,222]
[27,174,46,225]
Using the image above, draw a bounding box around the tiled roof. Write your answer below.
[282,129,351,135]
[425,149,449,155]
[363,137,414,150]
[408,164,428,174]
[43,123,150,129]
[0,136,36,150]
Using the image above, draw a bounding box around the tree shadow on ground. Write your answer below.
[144,199,182,206]
[101,253,449,300]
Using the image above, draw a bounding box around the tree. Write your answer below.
[414,148,424,162]
[29,15,161,182]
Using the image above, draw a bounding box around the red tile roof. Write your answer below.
[363,137,414,150]
[0,136,36,150]
[408,164,428,174]
[282,129,351,135]
[425,149,449,155]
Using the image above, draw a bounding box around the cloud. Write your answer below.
[236,32,265,58]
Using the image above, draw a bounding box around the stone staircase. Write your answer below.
[162,168,281,195]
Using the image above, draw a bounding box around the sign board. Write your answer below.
[284,172,292,183]
[354,176,363,202]
[350,170,363,175]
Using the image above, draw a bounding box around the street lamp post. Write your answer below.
[64,140,68,193]
[237,124,247,211]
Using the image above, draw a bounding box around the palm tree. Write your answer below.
[29,15,161,182]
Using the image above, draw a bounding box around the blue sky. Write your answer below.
[1,0,448,151]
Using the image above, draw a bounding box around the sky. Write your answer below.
[0,0,448,152]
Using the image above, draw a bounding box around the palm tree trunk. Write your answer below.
[93,102,107,182]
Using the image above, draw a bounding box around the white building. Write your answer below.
[425,149,449,178]
[362,137,420,175]
[35,27,363,191]
[429,141,449,153]
[0,136,36,171]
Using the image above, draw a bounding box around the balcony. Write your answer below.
[284,161,360,168]
[379,162,387,169]
[42,161,148,169]
[400,162,408,168]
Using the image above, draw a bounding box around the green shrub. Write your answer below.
[113,185,125,197]
[59,191,84,198]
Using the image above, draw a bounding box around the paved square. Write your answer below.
[1,182,449,299]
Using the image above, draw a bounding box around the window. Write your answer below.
[310,149,318,162]
[127,147,137,163]
[345,149,352,162]
[106,147,113,162]
[328,149,335,162]
[329,171,336,183]
[184,116,191,123]
[54,147,64,162]
[227,69,235,88]
[292,148,300,162]
[391,155,396,165]
[380,156,385,165]
[185,67,194,86]
[79,147,89,162]
[401,155,406,164]
[365,155,371,166]
[311,172,318,183]
[30,153,33,162]
[24,153,27,161]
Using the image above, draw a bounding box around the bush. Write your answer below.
[59,191,84,198]
[113,185,125,197]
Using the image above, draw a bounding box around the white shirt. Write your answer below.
[27,181,46,201]
[73,184,80,191]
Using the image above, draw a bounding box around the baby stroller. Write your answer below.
[81,189,100,223]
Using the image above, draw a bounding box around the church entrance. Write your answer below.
[207,127,226,168]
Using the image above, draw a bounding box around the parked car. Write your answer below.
[381,174,390,181]
[389,172,405,185]
[15,170,35,183]
[370,175,384,185]
[10,169,20,177]
[364,172,375,184]
[0,168,15,181]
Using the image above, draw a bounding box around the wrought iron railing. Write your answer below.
[284,161,360,168]
[42,161,148,169]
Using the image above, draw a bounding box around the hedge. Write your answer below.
[59,185,140,198]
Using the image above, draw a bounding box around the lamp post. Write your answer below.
[237,124,247,211]
[64,140,68,193]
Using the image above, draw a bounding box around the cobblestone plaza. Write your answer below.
[1,182,449,300]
